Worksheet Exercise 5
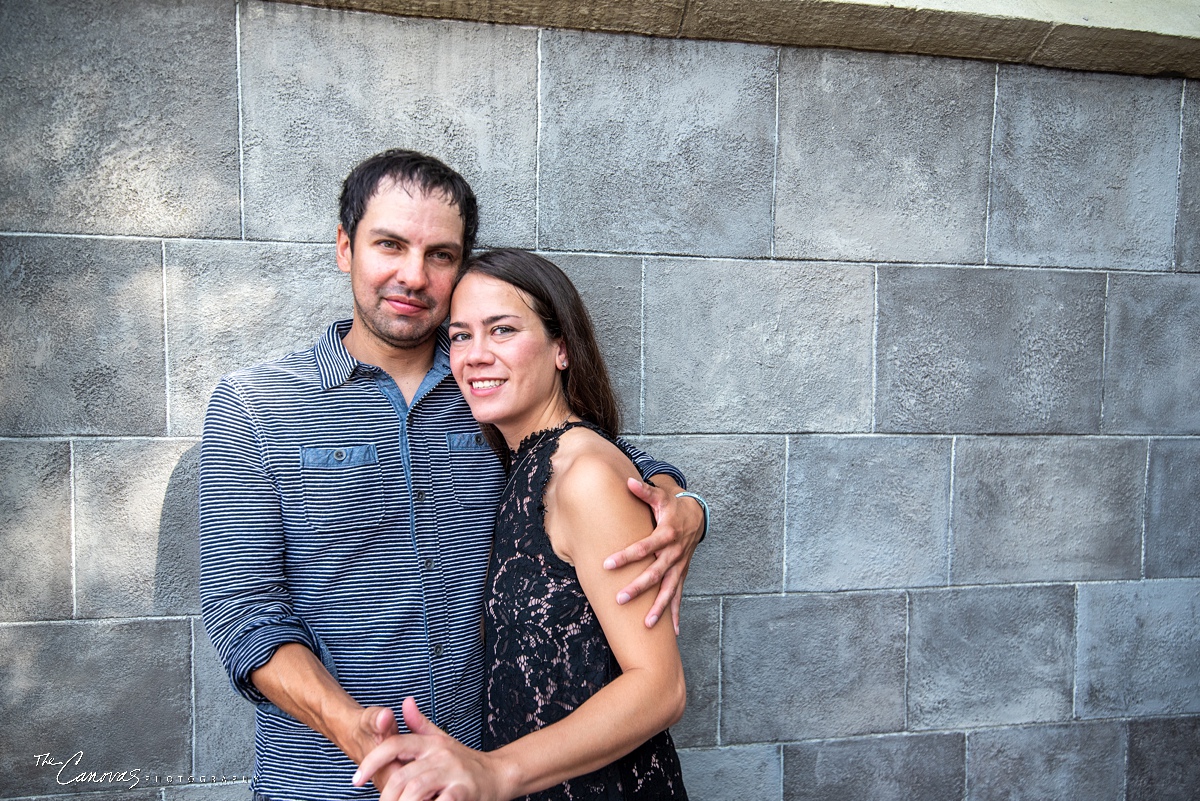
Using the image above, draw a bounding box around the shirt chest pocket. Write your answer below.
[447,432,503,510]
[299,444,384,532]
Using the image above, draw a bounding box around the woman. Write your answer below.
[353,249,689,800]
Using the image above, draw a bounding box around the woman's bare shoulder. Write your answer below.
[551,426,638,496]
[546,426,648,554]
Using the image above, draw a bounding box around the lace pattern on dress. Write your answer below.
[482,421,687,801]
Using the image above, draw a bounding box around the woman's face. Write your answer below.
[448,272,569,443]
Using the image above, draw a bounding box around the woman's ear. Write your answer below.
[556,339,569,370]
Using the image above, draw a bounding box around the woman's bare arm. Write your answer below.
[353,430,686,801]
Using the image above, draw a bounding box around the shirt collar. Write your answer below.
[430,326,451,376]
[314,319,452,391]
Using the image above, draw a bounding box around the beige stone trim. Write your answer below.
[265,0,1200,78]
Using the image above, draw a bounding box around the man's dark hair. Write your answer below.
[339,149,478,257]
[461,248,620,464]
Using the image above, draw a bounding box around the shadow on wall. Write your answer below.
[158,442,257,779]
[156,443,202,614]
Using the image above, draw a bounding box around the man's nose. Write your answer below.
[394,250,430,290]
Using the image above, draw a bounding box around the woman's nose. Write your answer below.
[465,334,492,364]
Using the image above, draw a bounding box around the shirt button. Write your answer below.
[333,449,345,461]
[432,643,443,657]
[474,434,483,444]
[415,489,426,502]
[422,558,434,572]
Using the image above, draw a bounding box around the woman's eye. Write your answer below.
[492,326,515,336]
[449,332,470,343]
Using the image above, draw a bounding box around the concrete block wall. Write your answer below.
[2,1,1197,799]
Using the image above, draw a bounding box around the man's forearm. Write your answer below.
[250,643,371,761]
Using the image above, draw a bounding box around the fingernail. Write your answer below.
[351,771,362,785]
[646,614,659,627]
[617,592,630,605]
[604,558,617,569]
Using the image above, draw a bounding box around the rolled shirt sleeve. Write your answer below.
[199,377,320,703]
[616,437,687,490]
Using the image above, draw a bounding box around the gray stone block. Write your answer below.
[194,620,255,778]
[674,598,720,748]
[966,722,1125,801]
[1178,85,1200,272]
[1103,273,1200,434]
[0,441,71,622]
[0,0,239,238]
[240,0,536,246]
[635,436,786,595]
[875,265,1105,433]
[988,66,1180,270]
[0,236,166,436]
[644,259,874,433]
[165,240,346,436]
[74,440,200,617]
[550,253,642,432]
[538,30,776,257]
[678,745,781,801]
[784,733,964,801]
[951,437,1145,584]
[775,49,993,263]
[908,585,1075,729]
[1127,717,1200,801]
[786,435,952,591]
[721,593,906,743]
[1146,439,1200,578]
[0,620,192,797]
[1076,579,1200,718]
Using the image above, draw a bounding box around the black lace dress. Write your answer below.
[481,421,688,801]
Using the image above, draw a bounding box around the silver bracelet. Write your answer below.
[675,491,709,542]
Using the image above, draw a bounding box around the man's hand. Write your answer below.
[354,705,399,755]
[604,477,705,632]
[353,698,508,801]
[347,706,407,792]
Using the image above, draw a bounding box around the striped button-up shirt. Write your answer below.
[199,320,684,801]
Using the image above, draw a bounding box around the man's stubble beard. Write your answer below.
[354,295,446,352]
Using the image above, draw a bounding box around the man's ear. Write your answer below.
[336,224,353,274]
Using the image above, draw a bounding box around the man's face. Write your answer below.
[336,180,465,354]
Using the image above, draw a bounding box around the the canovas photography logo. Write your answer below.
[33,751,144,790]
[33,751,250,790]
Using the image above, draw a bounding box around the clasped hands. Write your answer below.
[352,698,505,801]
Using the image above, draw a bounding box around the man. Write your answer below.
[199,150,705,801]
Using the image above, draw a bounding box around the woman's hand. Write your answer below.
[352,698,511,801]
[604,477,705,632]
